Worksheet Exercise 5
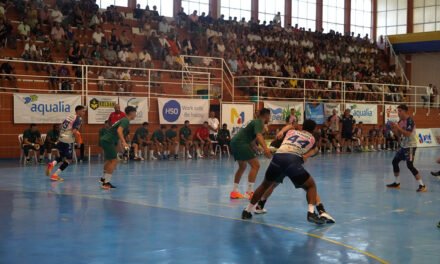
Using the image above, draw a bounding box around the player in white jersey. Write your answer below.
[387,104,427,192]
[241,120,335,225]
[46,105,86,181]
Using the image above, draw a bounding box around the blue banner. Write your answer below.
[305,103,324,124]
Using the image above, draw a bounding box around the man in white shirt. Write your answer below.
[158,18,170,34]
[18,21,31,41]
[208,111,220,155]
[138,49,152,69]
[50,7,63,25]
[92,27,105,45]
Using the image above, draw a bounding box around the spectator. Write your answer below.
[50,22,65,51]
[46,63,58,92]
[103,45,118,65]
[158,17,171,34]
[189,10,198,32]
[39,5,50,25]
[217,123,231,151]
[119,30,132,49]
[50,6,63,26]
[133,4,143,19]
[422,84,434,107]
[92,27,105,45]
[0,62,17,91]
[17,21,31,42]
[89,12,103,30]
[21,124,45,164]
[138,48,153,70]
[194,121,211,158]
[68,41,82,64]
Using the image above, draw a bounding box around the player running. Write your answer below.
[99,106,136,189]
[229,108,272,199]
[387,104,427,192]
[241,120,335,225]
[46,105,86,181]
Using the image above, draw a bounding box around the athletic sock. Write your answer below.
[54,169,61,176]
[258,199,267,209]
[308,204,315,214]
[247,182,254,192]
[395,176,400,184]
[51,160,58,166]
[104,173,112,183]
[233,183,239,192]
[245,203,255,212]
[418,179,424,186]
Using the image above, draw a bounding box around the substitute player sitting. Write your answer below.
[151,125,167,160]
[179,120,193,159]
[241,120,335,225]
[22,124,45,164]
[166,125,179,160]
[194,121,211,158]
[132,122,150,161]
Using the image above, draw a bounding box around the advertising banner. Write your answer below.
[345,103,378,124]
[263,101,304,125]
[384,104,399,124]
[158,98,209,124]
[305,103,325,124]
[87,96,118,124]
[324,103,341,119]
[119,96,149,124]
[14,93,81,124]
[221,103,254,136]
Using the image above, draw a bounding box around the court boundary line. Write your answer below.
[0,188,389,264]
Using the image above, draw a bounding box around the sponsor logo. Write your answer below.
[231,108,245,125]
[269,106,300,122]
[89,98,116,110]
[23,94,71,115]
[163,100,180,122]
[349,104,373,118]
[418,133,432,144]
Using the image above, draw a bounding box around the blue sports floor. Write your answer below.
[0,149,439,264]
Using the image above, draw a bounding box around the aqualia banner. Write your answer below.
[305,103,324,124]
[345,103,378,124]
[158,98,209,124]
[384,104,399,124]
[87,96,118,124]
[324,103,341,119]
[13,93,81,124]
[119,96,149,124]
[263,101,304,125]
[221,103,255,136]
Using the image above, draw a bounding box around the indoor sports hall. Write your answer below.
[0,0,439,263]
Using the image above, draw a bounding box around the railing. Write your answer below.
[233,75,436,115]
[385,36,409,85]
[179,55,234,101]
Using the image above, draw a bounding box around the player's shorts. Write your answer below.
[209,134,216,141]
[100,139,117,160]
[265,153,310,188]
[341,130,353,139]
[57,142,73,160]
[180,138,190,146]
[394,147,417,162]
[231,143,256,161]
[132,140,148,147]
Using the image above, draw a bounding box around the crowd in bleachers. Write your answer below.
[0,0,410,100]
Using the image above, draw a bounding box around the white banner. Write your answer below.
[87,96,118,124]
[345,103,378,124]
[119,96,149,124]
[432,128,440,146]
[263,101,304,125]
[221,103,255,136]
[416,128,438,148]
[324,103,341,119]
[384,104,399,124]
[13,93,81,124]
[158,98,209,124]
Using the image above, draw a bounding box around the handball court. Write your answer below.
[0,148,439,264]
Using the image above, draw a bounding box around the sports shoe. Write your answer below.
[254,200,267,214]
[319,212,336,223]
[241,210,252,220]
[187,153,192,159]
[46,162,54,176]
[307,212,325,225]
[386,182,401,189]
[416,185,427,192]
[431,171,440,176]
[50,174,64,182]
[244,191,254,200]
[99,177,105,183]
[174,155,178,160]
[101,182,116,190]
[230,191,244,199]
[133,156,143,161]
[38,159,44,165]
[437,221,440,228]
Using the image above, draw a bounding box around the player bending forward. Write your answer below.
[241,120,335,225]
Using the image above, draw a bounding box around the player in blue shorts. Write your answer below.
[387,104,427,192]
[241,120,335,225]
[46,105,86,181]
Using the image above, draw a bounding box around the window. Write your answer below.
[377,0,407,39]
[221,0,252,21]
[292,0,317,31]
[181,0,210,16]
[351,0,372,38]
[413,0,440,32]
[98,0,128,8]
[136,0,173,17]
[323,0,345,33]
[258,0,285,26]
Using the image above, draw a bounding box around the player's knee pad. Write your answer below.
[392,158,400,173]
[406,161,419,176]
